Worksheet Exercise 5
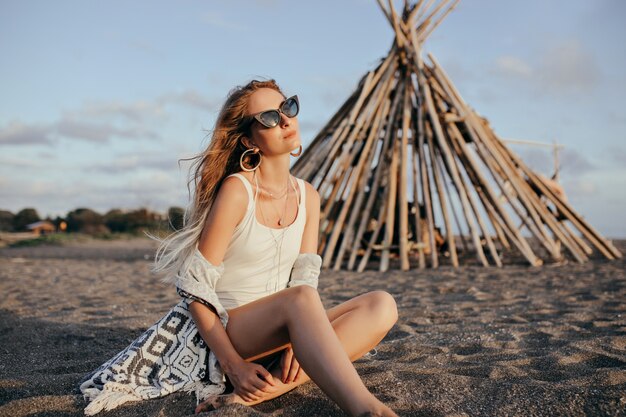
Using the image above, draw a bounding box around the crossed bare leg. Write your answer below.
[194,290,397,415]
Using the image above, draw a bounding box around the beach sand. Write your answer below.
[0,237,625,416]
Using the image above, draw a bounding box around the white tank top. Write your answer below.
[214,173,307,310]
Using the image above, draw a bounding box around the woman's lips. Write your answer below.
[283,131,296,140]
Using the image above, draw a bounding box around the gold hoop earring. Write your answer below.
[240,148,261,172]
[290,145,302,157]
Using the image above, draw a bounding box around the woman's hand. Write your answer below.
[225,359,277,402]
[280,346,302,384]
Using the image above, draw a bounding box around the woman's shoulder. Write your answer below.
[203,174,250,234]
[214,174,251,208]
[298,178,320,212]
[301,179,319,199]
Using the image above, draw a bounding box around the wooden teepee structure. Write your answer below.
[292,0,622,271]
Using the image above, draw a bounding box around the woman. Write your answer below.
[80,79,398,417]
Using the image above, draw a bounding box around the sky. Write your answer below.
[1,0,625,238]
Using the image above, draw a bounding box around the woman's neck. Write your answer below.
[255,154,292,191]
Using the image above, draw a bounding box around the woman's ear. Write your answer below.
[241,137,254,149]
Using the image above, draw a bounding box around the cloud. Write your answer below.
[494,56,532,79]
[59,90,215,132]
[606,111,626,126]
[562,177,597,201]
[70,100,166,122]
[250,0,280,6]
[37,151,57,159]
[128,39,161,57]
[305,74,362,108]
[202,11,247,31]
[536,40,600,94]
[604,145,626,167]
[491,39,600,96]
[56,116,159,143]
[0,118,159,146]
[87,154,179,174]
[73,90,217,118]
[298,119,324,135]
[435,58,478,86]
[515,147,595,178]
[0,156,43,168]
[0,121,53,146]
[1,88,216,147]
[158,90,218,112]
[559,148,595,176]
[516,148,553,175]
[0,91,202,146]
[0,174,188,216]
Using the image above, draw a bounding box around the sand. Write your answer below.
[0,237,625,417]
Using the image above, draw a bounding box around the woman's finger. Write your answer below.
[281,349,293,383]
[238,389,258,402]
[280,351,288,382]
[251,387,268,399]
[251,375,275,394]
[255,364,276,387]
[238,386,257,401]
[287,356,300,383]
[294,365,302,383]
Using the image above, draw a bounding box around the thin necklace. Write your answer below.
[255,173,287,293]
[258,176,290,200]
[259,175,294,226]
[275,177,296,226]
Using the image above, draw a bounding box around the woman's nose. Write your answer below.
[280,113,291,127]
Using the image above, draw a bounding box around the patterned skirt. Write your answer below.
[79,299,226,415]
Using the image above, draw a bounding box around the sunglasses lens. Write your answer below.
[258,110,281,128]
[282,97,299,118]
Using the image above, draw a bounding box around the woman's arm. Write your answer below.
[191,175,247,359]
[191,176,276,400]
[188,302,246,374]
[287,182,322,289]
[189,301,275,400]
[299,181,321,254]
[197,176,247,265]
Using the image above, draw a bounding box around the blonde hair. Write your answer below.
[153,79,285,280]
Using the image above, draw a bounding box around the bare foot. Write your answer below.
[195,392,250,414]
[357,407,398,417]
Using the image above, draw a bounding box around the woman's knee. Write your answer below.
[366,291,398,331]
[285,285,322,313]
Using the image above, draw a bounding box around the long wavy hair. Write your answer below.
[153,79,285,280]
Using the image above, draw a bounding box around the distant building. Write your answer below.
[26,220,56,235]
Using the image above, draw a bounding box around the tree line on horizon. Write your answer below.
[0,207,185,234]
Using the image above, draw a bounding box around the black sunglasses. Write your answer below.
[245,95,299,129]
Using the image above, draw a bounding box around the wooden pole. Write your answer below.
[427,124,459,266]
[436,153,469,252]
[417,97,439,267]
[398,79,412,270]
[426,53,549,264]
[411,88,427,268]
[436,114,502,266]
[321,64,397,267]
[348,81,404,270]
[334,84,393,269]
[417,53,488,266]
[381,104,401,271]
